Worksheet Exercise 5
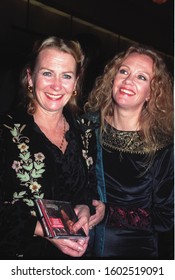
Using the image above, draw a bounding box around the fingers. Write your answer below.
[72,219,89,236]
[89,201,105,228]
[65,239,84,253]
[92,199,104,207]
[73,204,90,236]
[89,215,96,228]
[50,237,89,257]
[89,214,97,229]
[92,199,99,206]
[77,236,89,246]
[73,215,88,231]
[64,238,89,257]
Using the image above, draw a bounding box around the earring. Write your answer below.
[72,90,77,96]
[28,85,33,93]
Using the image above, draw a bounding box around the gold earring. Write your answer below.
[28,85,33,93]
[72,90,77,96]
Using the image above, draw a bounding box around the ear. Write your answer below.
[145,92,150,102]
[27,68,33,87]
[74,76,79,88]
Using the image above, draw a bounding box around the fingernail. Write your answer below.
[78,246,83,251]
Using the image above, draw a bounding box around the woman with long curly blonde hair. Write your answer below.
[84,44,174,259]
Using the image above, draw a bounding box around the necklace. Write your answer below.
[59,116,66,150]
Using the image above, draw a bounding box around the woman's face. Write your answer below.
[28,48,78,113]
[112,53,153,112]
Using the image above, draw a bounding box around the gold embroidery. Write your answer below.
[102,122,169,154]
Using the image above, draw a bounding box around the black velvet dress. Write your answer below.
[0,108,98,259]
[98,122,174,259]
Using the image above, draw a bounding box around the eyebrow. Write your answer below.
[39,67,75,74]
[39,67,53,72]
[119,64,152,77]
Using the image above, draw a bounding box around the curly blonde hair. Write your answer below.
[20,36,85,115]
[85,44,173,152]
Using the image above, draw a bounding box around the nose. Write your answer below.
[51,76,62,91]
[123,74,134,84]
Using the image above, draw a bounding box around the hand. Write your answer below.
[34,221,44,237]
[73,204,90,236]
[89,200,105,229]
[35,218,89,257]
[51,204,90,257]
[49,236,89,257]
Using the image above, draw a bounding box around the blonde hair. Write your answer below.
[20,36,85,114]
[85,44,173,152]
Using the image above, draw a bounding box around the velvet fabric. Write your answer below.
[100,145,174,259]
[0,108,98,259]
[84,112,174,259]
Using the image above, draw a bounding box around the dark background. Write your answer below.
[0,0,174,112]
[37,0,174,56]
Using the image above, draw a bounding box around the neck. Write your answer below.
[34,108,64,131]
[33,108,68,152]
[110,109,140,131]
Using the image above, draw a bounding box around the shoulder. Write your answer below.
[154,142,174,172]
[159,142,173,155]
[82,110,100,124]
[76,110,100,132]
[0,109,33,141]
[0,108,31,126]
[0,112,15,135]
[156,138,173,156]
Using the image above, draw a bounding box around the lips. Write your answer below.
[119,87,135,96]
[45,92,63,100]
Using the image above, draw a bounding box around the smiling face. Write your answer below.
[27,48,78,113]
[112,52,153,113]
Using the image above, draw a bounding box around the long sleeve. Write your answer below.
[152,144,174,232]
[151,144,174,259]
[0,201,37,258]
[0,121,37,257]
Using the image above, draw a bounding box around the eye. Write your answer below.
[119,68,128,75]
[63,73,72,79]
[42,71,52,77]
[138,75,147,81]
